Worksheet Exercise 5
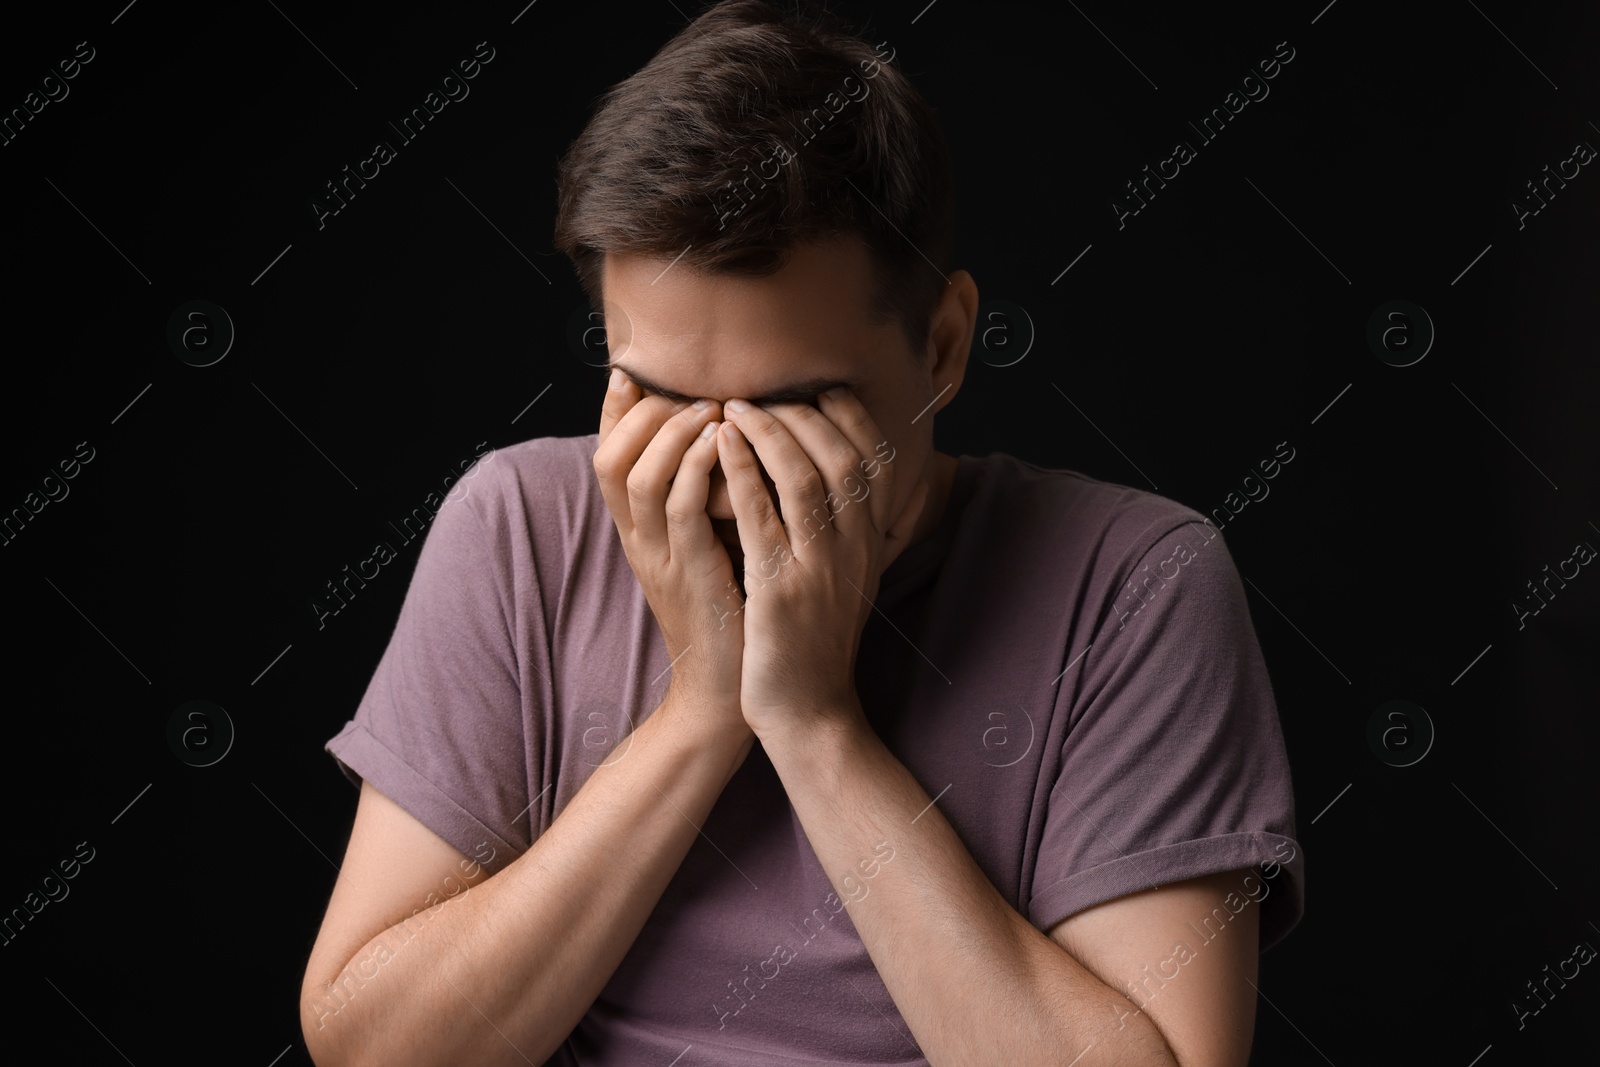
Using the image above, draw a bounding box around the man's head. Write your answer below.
[553,0,976,562]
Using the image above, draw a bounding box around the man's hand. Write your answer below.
[594,369,748,739]
[718,387,928,738]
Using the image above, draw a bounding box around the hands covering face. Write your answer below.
[594,373,928,740]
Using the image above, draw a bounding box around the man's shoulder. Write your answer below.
[475,432,596,478]
[458,433,599,503]
[446,433,605,547]
[969,451,1207,557]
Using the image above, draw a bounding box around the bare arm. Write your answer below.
[762,714,1259,1066]
[714,386,1267,1064]
[300,700,753,1067]
[302,373,758,1065]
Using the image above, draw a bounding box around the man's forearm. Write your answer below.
[759,710,1179,1067]
[304,698,754,1067]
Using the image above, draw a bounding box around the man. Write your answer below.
[300,3,1303,1065]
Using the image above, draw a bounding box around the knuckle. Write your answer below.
[664,501,698,530]
[825,441,859,476]
[791,467,824,500]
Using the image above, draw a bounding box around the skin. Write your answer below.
[595,235,972,734]
[598,235,965,580]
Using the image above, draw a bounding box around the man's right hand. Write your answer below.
[594,367,748,737]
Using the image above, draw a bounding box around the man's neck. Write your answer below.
[907,450,959,549]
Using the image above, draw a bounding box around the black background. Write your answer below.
[3,1,1596,1063]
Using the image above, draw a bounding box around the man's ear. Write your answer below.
[924,270,978,419]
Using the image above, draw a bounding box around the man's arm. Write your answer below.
[1047,869,1259,1064]
[303,372,759,1065]
[715,390,1264,1065]
[761,716,1259,1066]
[300,702,754,1067]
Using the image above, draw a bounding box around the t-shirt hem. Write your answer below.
[326,720,525,874]
[1027,830,1303,952]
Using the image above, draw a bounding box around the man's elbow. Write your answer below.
[300,973,363,1067]
[1104,1009,1183,1067]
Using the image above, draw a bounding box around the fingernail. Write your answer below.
[726,398,751,413]
[692,398,710,410]
[701,420,719,439]
[608,367,624,391]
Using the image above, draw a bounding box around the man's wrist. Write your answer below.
[752,694,870,763]
[648,688,754,770]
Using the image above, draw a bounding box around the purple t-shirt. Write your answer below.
[326,434,1304,1066]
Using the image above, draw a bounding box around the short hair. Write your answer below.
[552,0,955,355]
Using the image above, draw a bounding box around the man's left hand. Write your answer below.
[716,388,928,740]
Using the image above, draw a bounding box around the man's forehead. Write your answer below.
[598,240,892,403]
[600,239,879,327]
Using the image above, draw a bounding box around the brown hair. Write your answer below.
[552,0,954,355]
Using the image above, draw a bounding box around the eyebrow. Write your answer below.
[609,361,863,407]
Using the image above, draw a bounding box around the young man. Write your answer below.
[301,3,1303,1065]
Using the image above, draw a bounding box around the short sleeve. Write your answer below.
[1028,518,1305,951]
[324,470,531,875]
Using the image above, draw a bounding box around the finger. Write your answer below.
[631,400,717,547]
[717,420,787,580]
[597,366,637,444]
[722,401,829,550]
[753,400,870,543]
[593,381,685,538]
[816,386,897,537]
[663,418,725,563]
[593,367,643,539]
